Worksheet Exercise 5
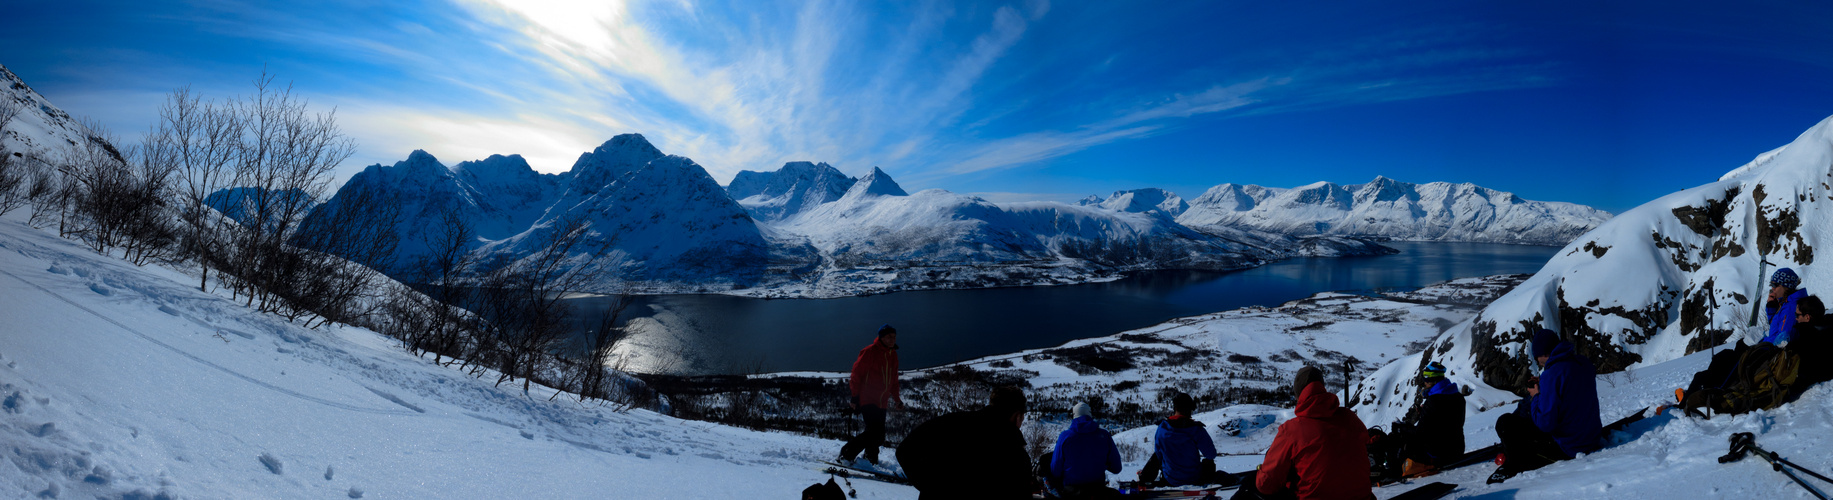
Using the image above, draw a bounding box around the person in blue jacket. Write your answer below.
[1682,268,1807,402]
[1049,402,1123,499]
[1138,393,1236,486]
[1488,329,1601,484]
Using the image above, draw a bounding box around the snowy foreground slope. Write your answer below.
[0,212,900,499]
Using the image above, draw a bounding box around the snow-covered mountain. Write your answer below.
[314,150,565,273]
[322,140,1396,296]
[1081,188,1189,216]
[725,161,856,221]
[477,150,778,284]
[1176,176,1611,246]
[0,64,98,161]
[1354,114,1833,428]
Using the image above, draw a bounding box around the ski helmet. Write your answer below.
[1421,361,1447,380]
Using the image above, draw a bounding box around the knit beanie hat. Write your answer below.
[1772,268,1801,290]
[1292,366,1323,395]
[1531,329,1561,358]
[1171,393,1196,415]
[1073,402,1092,419]
[877,324,897,337]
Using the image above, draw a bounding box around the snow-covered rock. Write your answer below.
[1178,176,1611,246]
[1356,114,1833,429]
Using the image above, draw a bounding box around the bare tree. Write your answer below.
[472,215,615,393]
[217,70,355,313]
[0,95,21,132]
[153,86,243,290]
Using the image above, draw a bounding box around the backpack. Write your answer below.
[1686,344,1802,415]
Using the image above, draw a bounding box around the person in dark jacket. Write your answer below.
[1139,393,1233,486]
[1488,329,1602,484]
[839,325,901,465]
[897,386,1034,500]
[1235,366,1371,500]
[1369,361,1465,481]
[1683,269,1807,403]
[1786,295,1830,399]
[1050,402,1123,499]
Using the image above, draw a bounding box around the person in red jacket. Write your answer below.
[1235,366,1373,500]
[839,324,902,465]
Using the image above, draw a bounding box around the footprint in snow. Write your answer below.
[89,284,111,296]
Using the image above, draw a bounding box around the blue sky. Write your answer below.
[4,1,1832,213]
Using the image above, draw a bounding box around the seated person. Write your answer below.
[1369,361,1465,480]
[1236,366,1371,500]
[1683,268,1806,403]
[1787,295,1829,399]
[1489,330,1601,484]
[1138,393,1235,486]
[1049,402,1124,499]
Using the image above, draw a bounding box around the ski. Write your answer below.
[1390,482,1457,500]
[1379,407,1652,487]
[1120,472,1253,498]
[817,461,910,485]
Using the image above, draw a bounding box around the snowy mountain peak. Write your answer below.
[1076,195,1104,206]
[569,133,665,192]
[843,167,908,200]
[1097,188,1188,215]
[1350,175,1416,204]
[400,149,453,180]
[726,161,857,221]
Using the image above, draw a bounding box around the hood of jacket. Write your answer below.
[1294,381,1340,419]
[1544,341,1583,368]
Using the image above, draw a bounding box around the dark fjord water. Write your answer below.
[567,242,1560,375]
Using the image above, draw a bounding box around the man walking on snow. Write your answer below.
[839,324,901,465]
[1488,329,1601,484]
[1234,366,1371,500]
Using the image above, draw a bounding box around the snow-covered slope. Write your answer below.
[1355,114,1833,444]
[0,210,899,499]
[1177,176,1611,246]
[0,64,97,161]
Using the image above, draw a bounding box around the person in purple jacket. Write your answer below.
[1049,402,1124,499]
[1488,329,1601,484]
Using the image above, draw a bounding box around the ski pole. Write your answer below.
[1720,432,1832,500]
